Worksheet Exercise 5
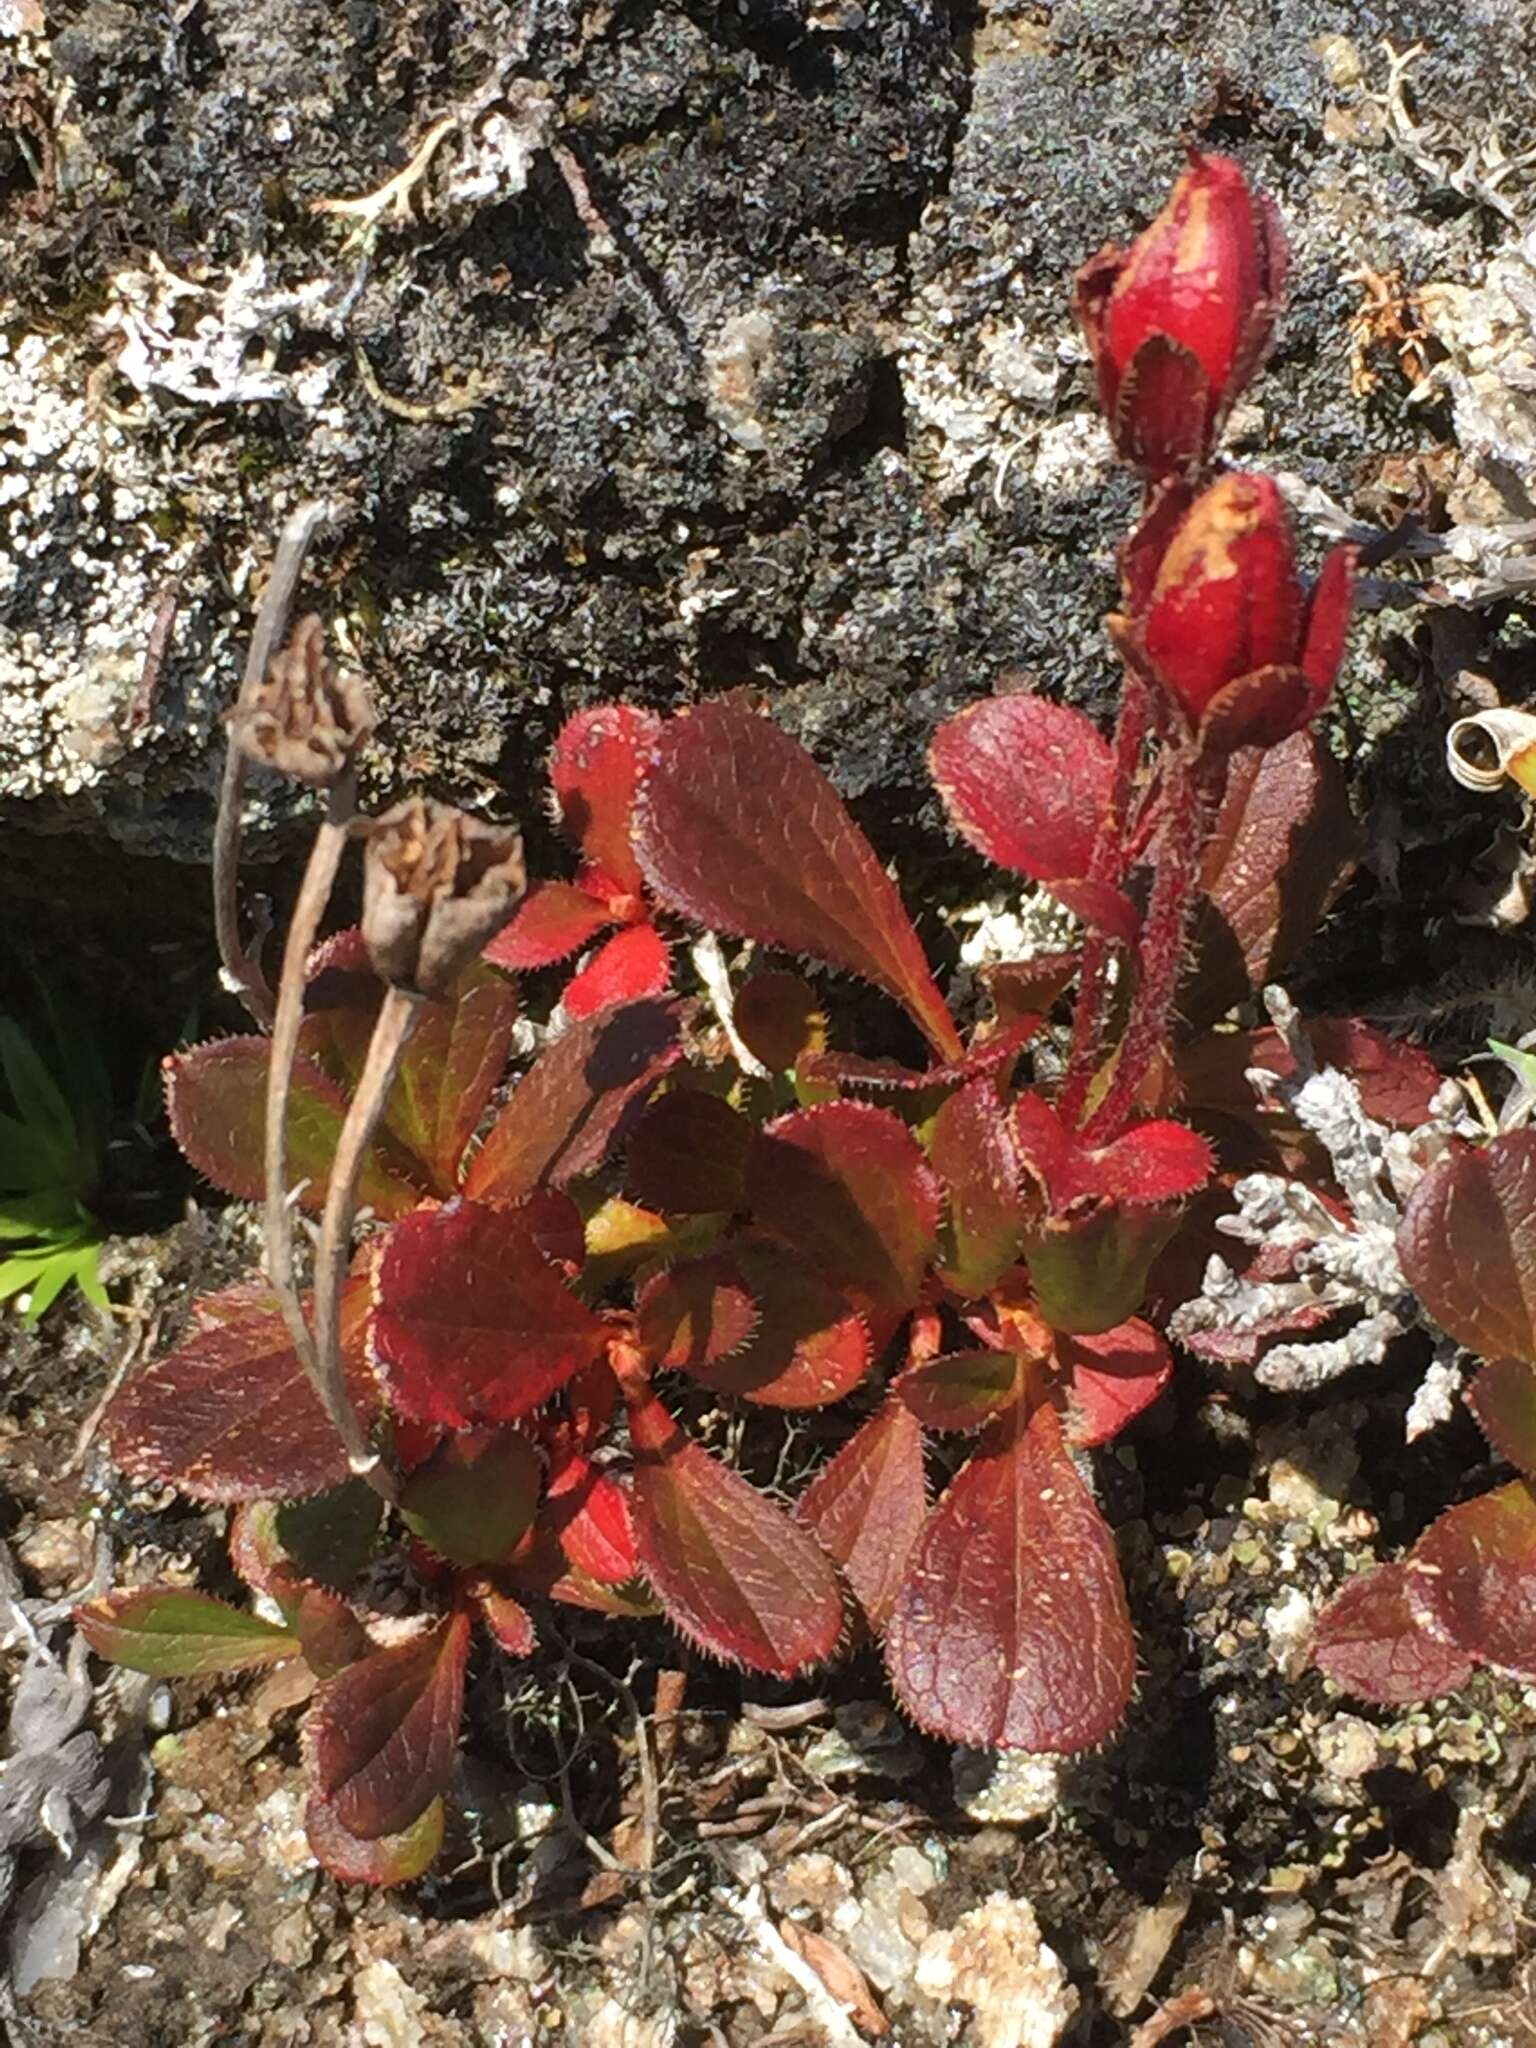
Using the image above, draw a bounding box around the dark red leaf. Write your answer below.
[637,1253,760,1371]
[1311,1562,1475,1705]
[309,1608,471,1839]
[627,1090,751,1215]
[166,1040,424,1218]
[797,1399,928,1635]
[896,1350,1026,1432]
[1056,1318,1173,1447]
[1184,733,1359,1029]
[1400,1132,1536,1364]
[626,1386,844,1674]
[462,998,685,1204]
[305,1791,446,1886]
[930,1078,1024,1294]
[665,1242,872,1408]
[293,1587,372,1680]
[564,923,671,1020]
[634,702,961,1060]
[746,1101,941,1314]
[734,970,826,1073]
[1406,1480,1536,1679]
[1467,1357,1536,1477]
[551,704,661,897]
[372,1200,606,1429]
[1178,1018,1441,1137]
[484,883,617,971]
[105,1281,380,1503]
[75,1587,299,1676]
[399,1429,543,1565]
[884,1400,1135,1751]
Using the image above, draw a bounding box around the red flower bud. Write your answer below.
[1076,152,1287,476]
[1115,472,1355,750]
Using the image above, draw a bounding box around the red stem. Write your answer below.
[1058,676,1150,1124]
[1082,741,1208,1143]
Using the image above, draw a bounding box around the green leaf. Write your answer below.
[75,1587,299,1675]
[0,1018,78,1160]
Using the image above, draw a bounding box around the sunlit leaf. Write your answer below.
[646,1242,871,1407]
[484,883,617,971]
[1057,1318,1174,1447]
[550,704,662,895]
[305,1790,446,1886]
[564,924,671,1019]
[309,1609,471,1839]
[1467,1356,1536,1478]
[896,1350,1026,1432]
[796,1398,928,1634]
[472,1582,537,1657]
[1311,1562,1476,1705]
[627,1090,751,1215]
[634,702,961,1059]
[166,1039,425,1217]
[1406,1480,1536,1679]
[746,1101,941,1314]
[1178,1018,1441,1137]
[626,1385,844,1674]
[546,1452,639,1583]
[105,1281,380,1502]
[373,1200,606,1429]
[885,1400,1134,1751]
[75,1587,298,1676]
[637,1253,759,1371]
[1015,1093,1211,1208]
[463,999,685,1204]
[1400,1131,1536,1365]
[930,1078,1024,1294]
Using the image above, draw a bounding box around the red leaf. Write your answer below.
[551,704,661,897]
[309,1609,471,1839]
[930,1079,1025,1295]
[930,695,1134,941]
[1056,1318,1173,1447]
[634,702,961,1060]
[462,998,685,1204]
[472,1583,537,1657]
[564,923,671,1019]
[1178,1018,1441,1139]
[104,1281,380,1503]
[626,1387,844,1674]
[166,1040,424,1218]
[372,1200,606,1429]
[884,1401,1135,1751]
[1406,1480,1536,1679]
[627,1089,751,1215]
[302,959,520,1193]
[305,1791,446,1886]
[1400,1132,1536,1364]
[1014,1092,1211,1209]
[293,1586,373,1680]
[1185,734,1359,1028]
[734,970,826,1073]
[653,1242,872,1408]
[546,1452,638,1583]
[929,694,1111,890]
[896,1350,1026,1432]
[746,1101,941,1314]
[796,1399,928,1634]
[1311,1563,1475,1705]
[637,1253,760,1371]
[484,883,617,971]
[1467,1357,1536,1477]
[74,1587,299,1676]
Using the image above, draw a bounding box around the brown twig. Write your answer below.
[212,502,331,1029]
[309,982,423,1503]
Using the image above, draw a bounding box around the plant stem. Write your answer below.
[1083,740,1206,1143]
[263,773,357,1379]
[213,502,331,1030]
[310,982,424,1505]
[1059,676,1150,1125]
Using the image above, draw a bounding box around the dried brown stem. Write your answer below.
[212,502,331,1028]
[310,982,424,1505]
[263,772,357,1378]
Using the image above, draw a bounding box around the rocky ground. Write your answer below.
[5,0,1536,2041]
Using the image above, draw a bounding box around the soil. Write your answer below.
[5,0,1536,2043]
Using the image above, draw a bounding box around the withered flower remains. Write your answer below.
[363,799,526,996]
[231,613,374,785]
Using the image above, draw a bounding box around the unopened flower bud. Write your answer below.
[231,614,373,785]
[1076,151,1287,476]
[1115,472,1355,750]
[363,799,525,996]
